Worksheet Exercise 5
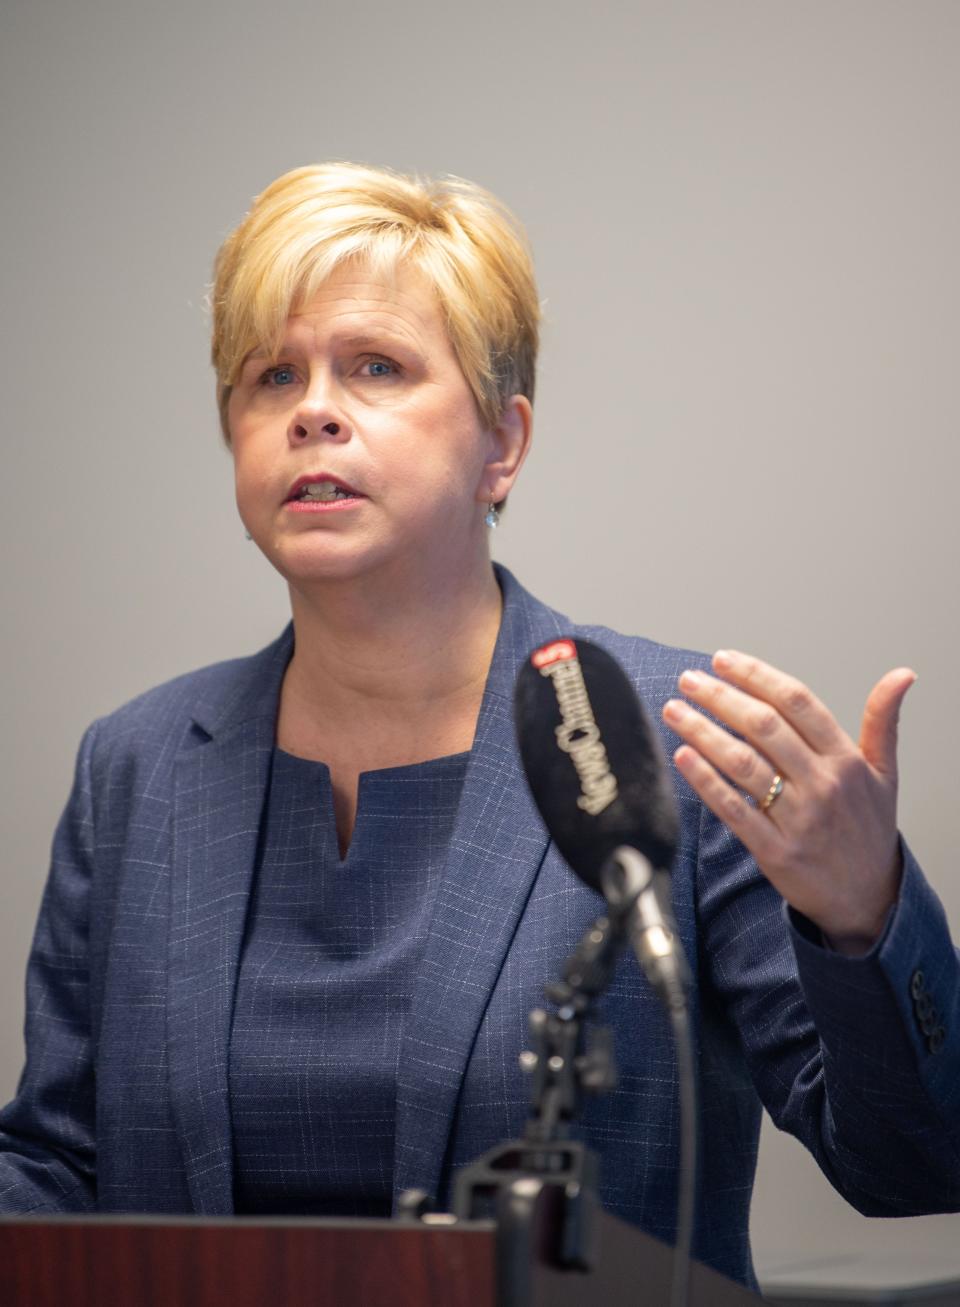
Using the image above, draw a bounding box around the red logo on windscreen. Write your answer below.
[531,639,577,670]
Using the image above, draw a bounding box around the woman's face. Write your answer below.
[227,262,529,590]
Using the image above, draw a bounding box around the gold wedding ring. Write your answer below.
[759,773,784,813]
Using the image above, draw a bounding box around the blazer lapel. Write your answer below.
[167,629,293,1213]
[393,568,569,1202]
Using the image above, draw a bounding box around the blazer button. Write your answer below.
[929,1026,946,1055]
[916,993,934,1022]
[920,1011,938,1037]
[910,969,925,999]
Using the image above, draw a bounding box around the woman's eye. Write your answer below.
[262,366,296,387]
[361,358,397,378]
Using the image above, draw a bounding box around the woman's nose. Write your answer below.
[287,382,351,446]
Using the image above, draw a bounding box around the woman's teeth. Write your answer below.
[298,481,352,501]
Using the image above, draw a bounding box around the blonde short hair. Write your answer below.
[210,162,540,441]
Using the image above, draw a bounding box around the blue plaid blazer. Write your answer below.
[1,566,958,1287]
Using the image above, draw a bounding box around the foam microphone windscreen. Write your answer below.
[514,637,680,893]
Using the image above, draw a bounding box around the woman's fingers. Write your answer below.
[663,694,790,801]
[671,741,782,865]
[710,649,849,754]
[669,664,814,784]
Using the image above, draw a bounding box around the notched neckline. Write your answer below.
[269,745,471,869]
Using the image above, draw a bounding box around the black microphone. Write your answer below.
[514,636,680,887]
[514,636,689,1002]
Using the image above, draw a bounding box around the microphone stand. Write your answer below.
[401,849,696,1307]
[443,863,648,1307]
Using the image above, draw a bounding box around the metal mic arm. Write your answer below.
[602,845,691,1010]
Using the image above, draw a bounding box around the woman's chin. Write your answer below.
[254,518,483,594]
[261,533,401,590]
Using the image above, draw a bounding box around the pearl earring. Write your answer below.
[484,502,500,529]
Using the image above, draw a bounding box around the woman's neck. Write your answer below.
[278,552,503,762]
[276,551,502,857]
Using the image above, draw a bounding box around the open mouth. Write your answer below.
[294,480,357,502]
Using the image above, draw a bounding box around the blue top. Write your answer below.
[229,746,470,1215]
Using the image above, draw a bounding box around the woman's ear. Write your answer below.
[482,394,533,504]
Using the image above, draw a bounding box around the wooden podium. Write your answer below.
[0,1204,763,1306]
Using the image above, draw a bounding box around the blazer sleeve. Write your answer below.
[0,723,99,1212]
[696,804,960,1216]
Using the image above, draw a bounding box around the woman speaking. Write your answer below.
[0,162,956,1290]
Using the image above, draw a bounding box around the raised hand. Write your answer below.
[662,650,916,954]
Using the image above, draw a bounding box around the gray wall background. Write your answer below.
[2,0,958,1289]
